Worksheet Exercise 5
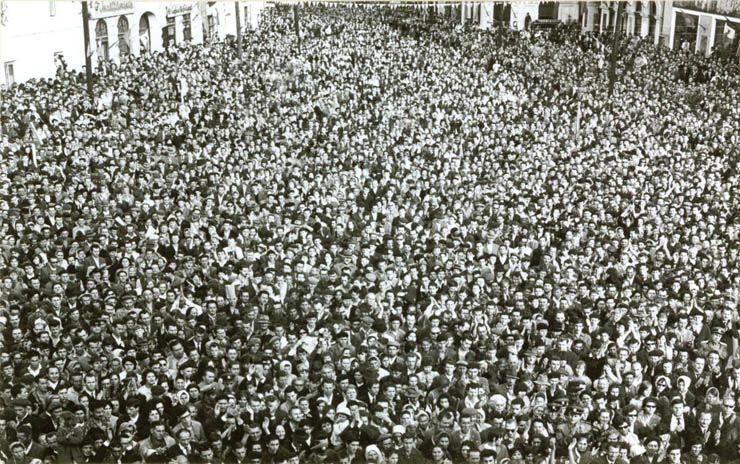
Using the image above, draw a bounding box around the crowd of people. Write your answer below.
[1,3,739,464]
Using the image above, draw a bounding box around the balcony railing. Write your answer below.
[673,0,740,16]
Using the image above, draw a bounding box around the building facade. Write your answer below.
[0,0,266,85]
[668,0,740,55]
[423,2,580,31]
[579,0,740,56]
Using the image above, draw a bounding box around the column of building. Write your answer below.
[109,17,120,63]
[654,1,664,45]
[626,1,636,34]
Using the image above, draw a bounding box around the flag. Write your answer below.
[29,122,42,145]
[725,22,736,40]
[30,143,38,167]
[179,76,189,104]
[140,32,150,51]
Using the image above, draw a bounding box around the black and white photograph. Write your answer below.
[0,0,739,463]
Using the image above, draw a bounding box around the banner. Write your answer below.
[89,0,133,19]
[725,22,737,40]
[167,3,194,17]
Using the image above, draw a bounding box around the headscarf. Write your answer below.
[364,444,386,463]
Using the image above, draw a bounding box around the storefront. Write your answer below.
[138,12,154,53]
[118,16,131,57]
[163,3,206,47]
[88,0,134,65]
[670,1,740,56]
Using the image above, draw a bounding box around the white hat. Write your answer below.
[677,375,691,387]
[336,405,351,418]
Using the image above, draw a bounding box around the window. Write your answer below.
[49,0,56,16]
[633,14,640,36]
[207,15,216,41]
[139,14,151,53]
[95,19,109,61]
[165,16,176,47]
[4,62,14,87]
[118,16,130,57]
[183,13,192,41]
[714,19,738,51]
[538,1,558,21]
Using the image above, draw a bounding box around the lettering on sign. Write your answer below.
[89,0,133,18]
[167,3,193,17]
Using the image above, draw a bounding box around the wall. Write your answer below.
[510,3,539,30]
[557,3,580,23]
[0,1,86,84]
[480,2,494,29]
[1,1,266,85]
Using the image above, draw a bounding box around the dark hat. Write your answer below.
[567,381,585,394]
[377,433,393,443]
[11,398,31,408]
[688,434,705,446]
[47,400,63,412]
[505,370,519,380]
[16,423,33,435]
[431,376,450,389]
[404,386,423,399]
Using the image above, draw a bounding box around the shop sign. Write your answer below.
[89,0,133,19]
[167,3,194,17]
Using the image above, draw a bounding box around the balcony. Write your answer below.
[672,0,740,16]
